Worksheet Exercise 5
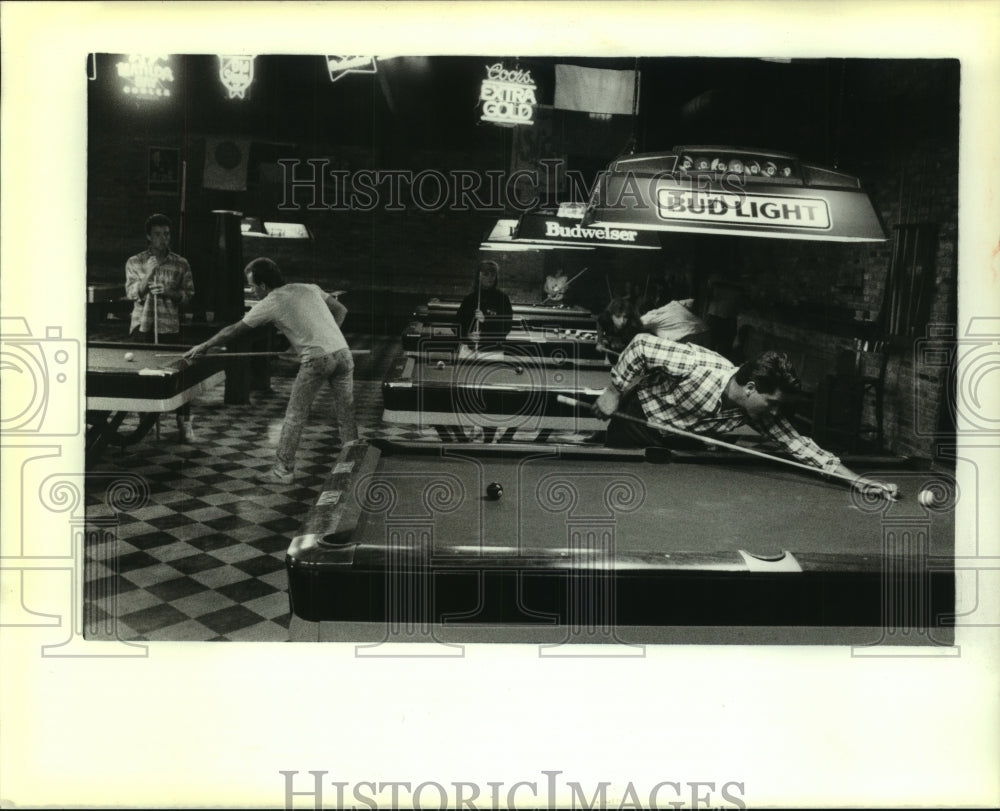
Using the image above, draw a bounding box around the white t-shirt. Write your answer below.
[242,283,348,361]
[640,299,708,341]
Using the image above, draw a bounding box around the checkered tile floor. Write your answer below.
[84,332,605,641]
[84,333,397,642]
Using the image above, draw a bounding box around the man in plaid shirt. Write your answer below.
[124,213,195,342]
[593,333,897,496]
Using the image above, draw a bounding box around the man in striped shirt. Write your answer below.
[124,214,195,342]
[593,333,897,496]
[124,213,197,441]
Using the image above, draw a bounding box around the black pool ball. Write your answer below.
[514,365,524,375]
[486,482,503,500]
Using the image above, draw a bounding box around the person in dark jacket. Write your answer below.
[456,260,514,344]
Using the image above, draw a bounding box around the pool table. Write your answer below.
[418,298,597,330]
[402,321,609,364]
[86,342,225,464]
[286,440,956,645]
[382,353,610,432]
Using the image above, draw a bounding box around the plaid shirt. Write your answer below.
[611,333,840,472]
[125,249,195,334]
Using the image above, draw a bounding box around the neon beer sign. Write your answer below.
[116,54,174,98]
[218,55,256,99]
[479,63,536,126]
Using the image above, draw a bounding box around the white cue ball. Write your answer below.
[124,352,135,362]
[917,489,935,507]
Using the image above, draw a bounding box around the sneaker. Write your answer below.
[177,421,197,444]
[257,467,294,485]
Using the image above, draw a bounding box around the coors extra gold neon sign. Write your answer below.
[479,63,537,127]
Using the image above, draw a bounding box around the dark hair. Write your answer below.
[604,297,635,318]
[478,260,499,277]
[733,350,801,395]
[245,257,286,289]
[145,213,172,235]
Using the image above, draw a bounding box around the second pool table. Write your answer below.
[382,354,610,432]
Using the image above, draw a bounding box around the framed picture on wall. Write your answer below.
[148,146,179,194]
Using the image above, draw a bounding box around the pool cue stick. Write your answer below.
[179,160,187,249]
[157,348,374,361]
[125,340,194,349]
[152,291,159,344]
[554,395,898,498]
[155,350,373,359]
[156,351,290,359]
[542,268,588,303]
[605,274,613,301]
[471,267,482,353]
[151,289,161,439]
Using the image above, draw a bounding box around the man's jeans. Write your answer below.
[276,348,357,472]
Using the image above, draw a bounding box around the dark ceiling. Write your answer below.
[91,54,959,171]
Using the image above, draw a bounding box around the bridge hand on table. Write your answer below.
[592,386,620,419]
[856,478,900,501]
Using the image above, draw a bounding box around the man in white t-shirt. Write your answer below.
[639,298,711,345]
[185,257,358,484]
